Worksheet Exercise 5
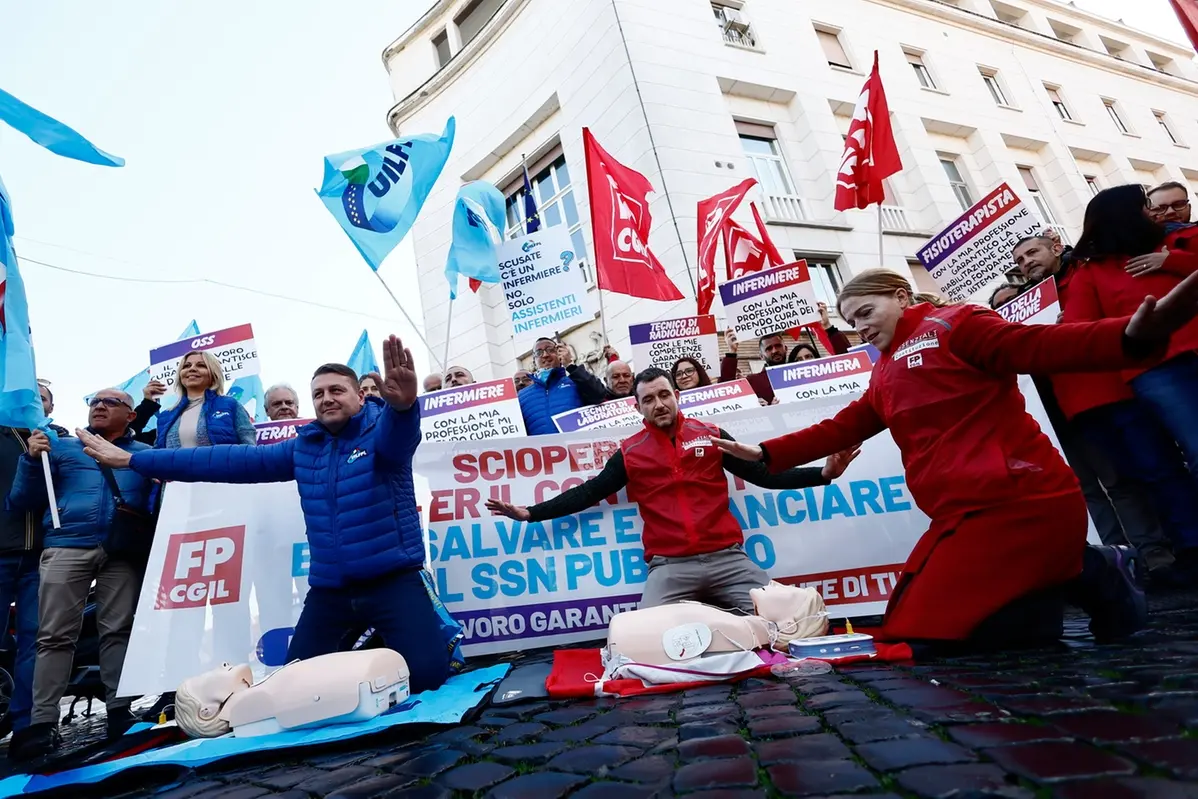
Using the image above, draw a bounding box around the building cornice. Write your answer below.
[1020,0,1193,56]
[878,0,1198,93]
[386,0,528,134]
[381,0,456,70]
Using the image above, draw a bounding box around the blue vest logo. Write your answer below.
[212,411,229,419]
[347,447,368,464]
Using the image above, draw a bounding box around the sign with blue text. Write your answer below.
[499,226,594,353]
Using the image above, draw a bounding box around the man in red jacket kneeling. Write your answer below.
[486,368,859,613]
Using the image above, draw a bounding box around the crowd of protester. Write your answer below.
[0,180,1193,761]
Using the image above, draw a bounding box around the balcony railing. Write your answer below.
[759,192,808,224]
[880,205,913,232]
[722,26,759,49]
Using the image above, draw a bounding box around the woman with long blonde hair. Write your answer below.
[154,350,255,449]
[714,267,1198,651]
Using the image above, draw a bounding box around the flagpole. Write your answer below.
[877,204,884,267]
[41,456,61,529]
[596,286,611,348]
[442,295,455,379]
[372,272,444,372]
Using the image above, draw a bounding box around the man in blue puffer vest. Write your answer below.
[77,336,451,693]
[519,337,608,435]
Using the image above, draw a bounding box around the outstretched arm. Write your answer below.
[717,427,858,488]
[485,451,630,522]
[713,395,886,473]
[77,428,297,484]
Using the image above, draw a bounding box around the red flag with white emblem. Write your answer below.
[696,178,757,314]
[834,52,902,212]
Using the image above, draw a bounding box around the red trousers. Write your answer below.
[878,492,1088,642]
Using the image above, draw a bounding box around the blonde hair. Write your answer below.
[836,269,951,315]
[175,350,226,398]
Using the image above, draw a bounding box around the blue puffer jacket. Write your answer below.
[155,390,255,448]
[129,397,422,588]
[6,431,152,549]
[518,365,608,435]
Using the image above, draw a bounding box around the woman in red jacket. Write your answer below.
[1063,185,1198,482]
[713,268,1198,649]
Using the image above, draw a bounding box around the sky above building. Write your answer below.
[0,0,1189,428]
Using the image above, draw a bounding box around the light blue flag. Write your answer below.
[317,117,456,271]
[86,320,199,432]
[228,375,267,423]
[0,89,123,433]
[0,87,124,167]
[444,180,505,300]
[347,330,380,377]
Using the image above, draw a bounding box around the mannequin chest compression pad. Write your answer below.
[223,649,410,738]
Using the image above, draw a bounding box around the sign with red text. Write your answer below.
[718,261,820,340]
[148,323,260,392]
[552,397,640,434]
[629,315,720,373]
[917,183,1042,302]
[678,379,759,418]
[254,418,315,445]
[155,526,246,610]
[766,351,873,403]
[995,278,1060,326]
[418,378,526,443]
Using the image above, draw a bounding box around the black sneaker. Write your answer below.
[8,721,60,761]
[1085,545,1148,643]
[106,707,138,739]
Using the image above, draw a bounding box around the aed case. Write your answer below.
[788,633,875,660]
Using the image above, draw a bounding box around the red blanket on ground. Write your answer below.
[545,642,914,699]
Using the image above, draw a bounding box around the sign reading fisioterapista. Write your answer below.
[500,226,594,353]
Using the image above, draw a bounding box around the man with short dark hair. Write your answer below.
[7,389,153,757]
[605,360,634,399]
[720,329,787,403]
[78,336,453,695]
[488,367,859,612]
[36,383,69,439]
[265,383,300,421]
[1148,182,1192,230]
[443,365,474,388]
[518,337,607,435]
[513,370,533,392]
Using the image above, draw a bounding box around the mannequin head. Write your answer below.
[175,662,253,738]
[750,581,829,645]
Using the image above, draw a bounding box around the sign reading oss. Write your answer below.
[155,526,246,610]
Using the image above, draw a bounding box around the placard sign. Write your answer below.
[994,278,1060,326]
[678,379,759,418]
[916,183,1042,302]
[552,398,640,434]
[718,261,820,339]
[418,378,527,443]
[629,315,720,373]
[767,351,873,403]
[148,324,260,392]
[499,226,594,353]
[254,419,315,445]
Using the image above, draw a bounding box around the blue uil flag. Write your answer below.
[317,117,456,271]
[444,181,505,299]
[347,329,380,378]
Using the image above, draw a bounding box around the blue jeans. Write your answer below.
[1077,397,1198,552]
[1132,354,1198,479]
[287,568,451,693]
[0,552,40,731]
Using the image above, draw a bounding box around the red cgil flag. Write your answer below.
[582,128,684,302]
[696,178,757,314]
[834,51,902,212]
[1169,0,1198,52]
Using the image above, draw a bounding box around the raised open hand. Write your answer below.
[380,335,418,411]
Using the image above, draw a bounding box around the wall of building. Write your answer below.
[383,0,1198,380]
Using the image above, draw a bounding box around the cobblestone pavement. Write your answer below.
[7,591,1198,798]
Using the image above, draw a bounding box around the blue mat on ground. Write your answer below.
[0,664,509,798]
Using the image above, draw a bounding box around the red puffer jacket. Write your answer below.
[761,303,1147,523]
[1060,245,1198,381]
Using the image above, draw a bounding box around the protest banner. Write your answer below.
[848,343,882,363]
[552,397,640,434]
[254,418,314,445]
[767,351,874,403]
[148,324,260,394]
[994,278,1060,325]
[628,315,720,373]
[119,377,1082,692]
[419,378,526,443]
[678,379,759,418]
[719,261,820,339]
[499,226,594,353]
[916,183,1042,302]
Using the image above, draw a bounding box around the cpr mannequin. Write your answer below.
[602,582,828,683]
[174,649,410,739]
